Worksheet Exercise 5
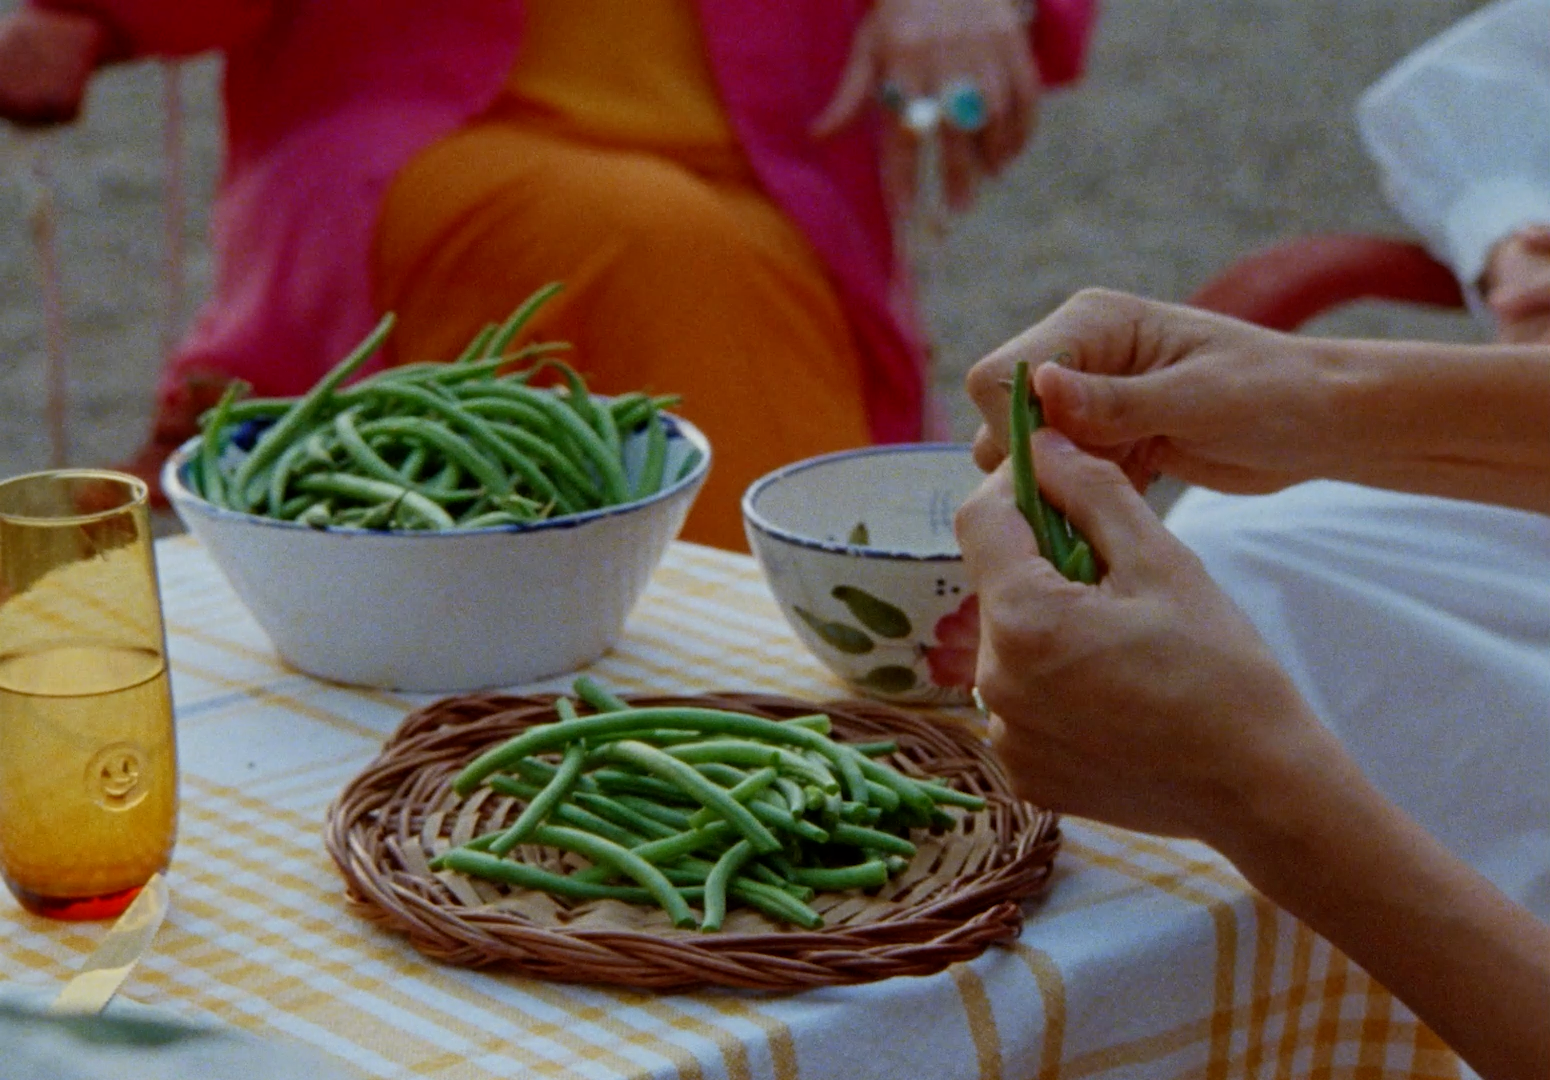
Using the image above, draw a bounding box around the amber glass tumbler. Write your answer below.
[0,470,178,920]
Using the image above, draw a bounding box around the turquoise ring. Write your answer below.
[941,79,990,133]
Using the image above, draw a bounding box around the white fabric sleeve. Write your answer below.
[1356,0,1550,309]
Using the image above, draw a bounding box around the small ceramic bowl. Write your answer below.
[163,414,710,692]
[741,443,985,705]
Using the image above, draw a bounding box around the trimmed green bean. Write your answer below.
[594,741,782,854]
[436,848,707,907]
[701,839,756,932]
[486,775,644,847]
[529,825,696,928]
[787,861,889,892]
[829,822,917,858]
[489,741,587,855]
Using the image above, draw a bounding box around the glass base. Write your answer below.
[6,879,144,921]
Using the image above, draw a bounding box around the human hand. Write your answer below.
[965,288,1351,495]
[1482,224,1550,346]
[0,8,106,126]
[811,0,1037,214]
[955,430,1346,845]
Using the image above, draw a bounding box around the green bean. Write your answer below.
[917,779,988,811]
[332,407,448,495]
[787,861,890,892]
[700,839,756,932]
[570,823,732,884]
[454,323,498,364]
[296,501,333,529]
[529,825,696,928]
[571,791,680,841]
[847,749,936,818]
[589,768,694,804]
[489,741,588,856]
[611,393,681,433]
[435,848,707,907]
[472,413,604,507]
[594,741,782,854]
[611,794,694,831]
[1009,358,1058,563]
[485,281,563,359]
[492,385,631,504]
[829,822,917,858]
[454,706,863,795]
[572,675,631,713]
[351,416,511,501]
[633,411,668,500]
[666,739,838,791]
[220,397,295,424]
[228,313,395,507]
[197,380,245,507]
[691,761,750,788]
[850,740,899,757]
[485,776,644,847]
[1010,357,1097,582]
[294,472,456,530]
[728,879,822,930]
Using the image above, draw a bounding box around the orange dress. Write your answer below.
[371,0,872,551]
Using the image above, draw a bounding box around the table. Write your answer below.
[0,536,1464,1080]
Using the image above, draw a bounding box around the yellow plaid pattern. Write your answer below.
[0,537,1463,1079]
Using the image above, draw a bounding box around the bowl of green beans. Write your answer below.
[161,304,711,692]
[741,444,984,706]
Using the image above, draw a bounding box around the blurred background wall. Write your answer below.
[0,0,1487,481]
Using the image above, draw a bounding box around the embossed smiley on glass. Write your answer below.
[0,470,178,920]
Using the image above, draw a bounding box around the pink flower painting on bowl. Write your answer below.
[924,593,979,692]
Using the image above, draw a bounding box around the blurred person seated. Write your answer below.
[959,288,1550,1080]
[0,0,1095,549]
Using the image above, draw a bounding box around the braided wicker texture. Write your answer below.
[325,692,1061,991]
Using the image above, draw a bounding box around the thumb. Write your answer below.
[1034,362,1178,449]
[1030,428,1173,582]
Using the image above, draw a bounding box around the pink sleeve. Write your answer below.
[1030,0,1098,87]
[32,0,272,59]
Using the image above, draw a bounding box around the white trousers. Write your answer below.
[1167,481,1550,922]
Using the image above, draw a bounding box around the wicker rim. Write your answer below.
[325,692,1061,991]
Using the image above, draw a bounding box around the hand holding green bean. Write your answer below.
[432,677,986,932]
[1010,358,1098,583]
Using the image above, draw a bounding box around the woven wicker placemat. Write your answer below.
[325,692,1060,991]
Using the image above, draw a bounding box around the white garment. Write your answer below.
[1357,0,1550,312]
[1167,482,1550,925]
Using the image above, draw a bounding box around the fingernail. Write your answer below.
[1051,351,1074,368]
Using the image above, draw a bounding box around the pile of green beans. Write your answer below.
[432,676,987,932]
[1010,358,1098,583]
[190,283,697,530]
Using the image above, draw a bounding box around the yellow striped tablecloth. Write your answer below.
[0,536,1464,1080]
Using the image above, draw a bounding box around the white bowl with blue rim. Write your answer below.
[741,443,984,706]
[162,414,710,692]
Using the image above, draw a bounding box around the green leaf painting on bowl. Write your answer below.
[793,584,977,703]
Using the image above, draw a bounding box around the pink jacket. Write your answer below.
[47,0,1095,443]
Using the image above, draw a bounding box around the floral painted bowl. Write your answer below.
[741,444,985,706]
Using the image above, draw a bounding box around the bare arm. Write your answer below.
[966,288,1550,516]
[955,434,1550,1078]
